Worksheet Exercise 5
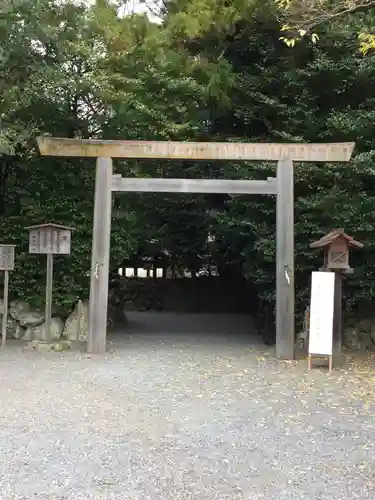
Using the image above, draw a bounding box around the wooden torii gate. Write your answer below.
[37,137,354,359]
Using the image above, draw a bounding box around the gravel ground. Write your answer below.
[0,311,374,500]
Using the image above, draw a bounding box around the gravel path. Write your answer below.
[0,312,374,500]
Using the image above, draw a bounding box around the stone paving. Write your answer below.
[0,312,374,500]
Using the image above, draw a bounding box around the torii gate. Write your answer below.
[37,137,354,359]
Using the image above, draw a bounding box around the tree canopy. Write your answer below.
[275,0,375,52]
[1,0,375,337]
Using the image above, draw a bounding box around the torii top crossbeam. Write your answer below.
[37,137,355,162]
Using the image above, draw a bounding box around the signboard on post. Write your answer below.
[0,245,15,272]
[0,244,16,350]
[308,271,335,370]
[27,224,72,255]
[25,224,73,340]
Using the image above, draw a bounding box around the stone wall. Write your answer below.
[342,316,375,351]
[295,308,375,353]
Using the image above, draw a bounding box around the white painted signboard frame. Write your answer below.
[308,271,335,370]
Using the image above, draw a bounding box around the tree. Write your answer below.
[0,0,223,312]
[2,0,375,341]
[164,0,375,336]
[275,0,375,52]
[0,0,141,312]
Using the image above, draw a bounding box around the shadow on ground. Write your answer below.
[109,311,261,349]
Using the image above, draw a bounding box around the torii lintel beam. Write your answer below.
[37,137,355,162]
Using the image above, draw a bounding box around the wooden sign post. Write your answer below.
[0,244,16,350]
[308,271,335,371]
[26,224,73,337]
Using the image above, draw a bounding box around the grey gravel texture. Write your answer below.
[0,311,374,500]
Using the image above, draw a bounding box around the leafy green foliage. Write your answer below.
[275,0,375,52]
[165,2,375,331]
[1,0,375,335]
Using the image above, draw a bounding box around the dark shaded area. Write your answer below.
[108,272,275,345]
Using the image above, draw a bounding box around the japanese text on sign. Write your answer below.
[0,246,15,271]
[29,228,71,255]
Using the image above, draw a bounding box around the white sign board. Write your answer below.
[308,271,335,356]
[29,228,71,255]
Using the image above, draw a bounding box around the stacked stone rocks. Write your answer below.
[0,299,88,351]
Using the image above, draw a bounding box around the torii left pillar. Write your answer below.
[87,157,113,354]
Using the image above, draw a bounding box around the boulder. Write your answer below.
[358,330,374,351]
[18,311,45,327]
[357,318,373,332]
[0,316,24,339]
[13,322,26,340]
[370,326,375,345]
[107,302,127,327]
[52,341,72,352]
[25,340,72,353]
[295,329,308,353]
[342,316,375,350]
[24,317,64,342]
[9,300,44,327]
[21,328,34,341]
[124,301,138,311]
[9,300,31,321]
[343,326,360,350]
[62,300,88,342]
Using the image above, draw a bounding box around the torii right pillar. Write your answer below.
[276,158,295,359]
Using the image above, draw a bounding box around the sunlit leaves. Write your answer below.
[275,0,375,52]
[359,33,375,54]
